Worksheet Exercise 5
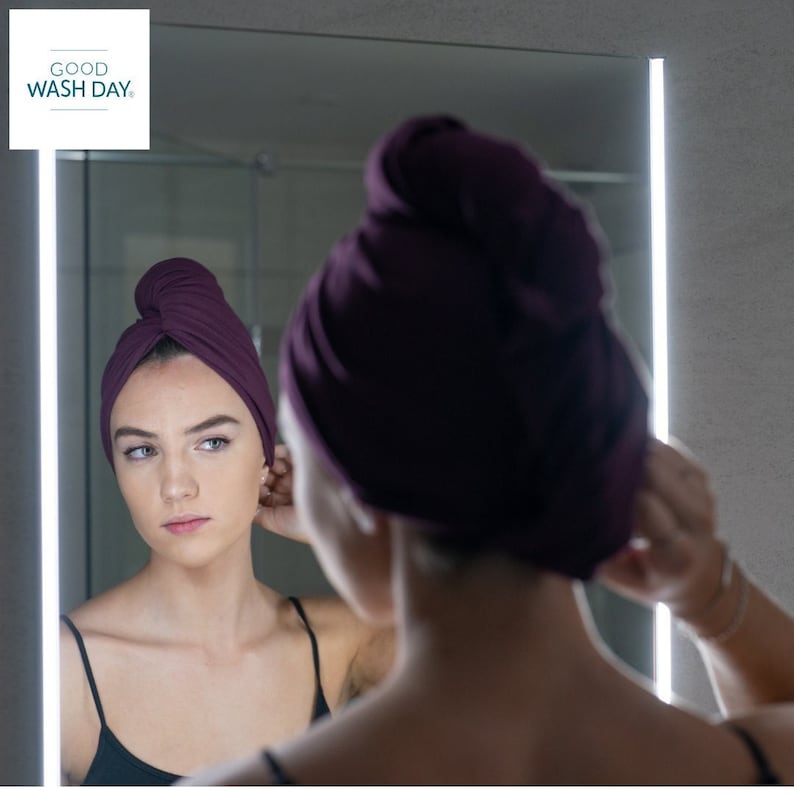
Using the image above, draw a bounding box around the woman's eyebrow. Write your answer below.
[113,415,240,444]
[184,414,240,435]
[113,425,156,442]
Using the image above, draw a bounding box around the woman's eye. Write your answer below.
[124,445,156,460]
[200,437,228,452]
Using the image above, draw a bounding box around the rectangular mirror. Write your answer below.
[56,25,655,683]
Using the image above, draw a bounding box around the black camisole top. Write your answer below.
[61,595,331,786]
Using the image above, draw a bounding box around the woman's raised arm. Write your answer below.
[598,438,794,713]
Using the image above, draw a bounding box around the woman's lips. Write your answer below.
[163,517,209,535]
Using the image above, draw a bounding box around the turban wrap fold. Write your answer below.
[100,257,276,468]
[281,115,648,579]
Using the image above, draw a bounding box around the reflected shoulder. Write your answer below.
[62,579,138,637]
[59,616,101,784]
[289,593,362,637]
[291,594,396,700]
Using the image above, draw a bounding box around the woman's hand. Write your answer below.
[597,438,726,620]
[254,444,310,543]
[600,439,794,714]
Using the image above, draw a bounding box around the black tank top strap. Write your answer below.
[60,614,107,728]
[261,749,295,784]
[288,596,331,719]
[728,724,781,785]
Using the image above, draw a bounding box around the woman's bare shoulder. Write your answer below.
[60,590,133,783]
[721,704,794,783]
[294,595,395,699]
[290,594,388,645]
[62,573,152,645]
[292,594,361,628]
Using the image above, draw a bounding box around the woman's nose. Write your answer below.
[160,456,199,502]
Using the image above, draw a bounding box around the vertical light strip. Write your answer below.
[38,149,61,785]
[649,58,672,703]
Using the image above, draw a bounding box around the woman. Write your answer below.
[59,258,393,785]
[184,115,793,784]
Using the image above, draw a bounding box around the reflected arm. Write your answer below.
[341,624,396,703]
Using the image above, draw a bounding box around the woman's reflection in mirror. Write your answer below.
[59,258,394,785]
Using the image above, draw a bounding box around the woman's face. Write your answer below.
[110,354,266,568]
[279,395,394,624]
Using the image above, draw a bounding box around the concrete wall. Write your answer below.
[1,1,41,778]
[3,0,793,782]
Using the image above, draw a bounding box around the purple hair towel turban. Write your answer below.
[100,257,276,468]
[281,115,648,580]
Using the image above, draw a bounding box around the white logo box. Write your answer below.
[9,8,150,150]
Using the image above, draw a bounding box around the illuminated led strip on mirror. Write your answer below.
[39,148,61,786]
[649,58,672,703]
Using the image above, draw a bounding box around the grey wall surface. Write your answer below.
[3,0,793,782]
[1,4,41,781]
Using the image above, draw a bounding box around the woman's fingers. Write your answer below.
[633,488,680,546]
[597,544,650,595]
[599,438,722,610]
[644,439,715,537]
[259,483,292,507]
[272,443,292,475]
[261,444,294,507]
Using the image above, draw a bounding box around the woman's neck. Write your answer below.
[391,533,618,704]
[287,534,641,785]
[129,533,277,652]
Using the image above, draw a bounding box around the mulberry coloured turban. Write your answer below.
[280,115,649,580]
[100,257,276,468]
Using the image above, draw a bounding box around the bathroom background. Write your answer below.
[3,1,792,783]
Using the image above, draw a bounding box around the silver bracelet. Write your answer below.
[679,544,733,623]
[693,565,750,644]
